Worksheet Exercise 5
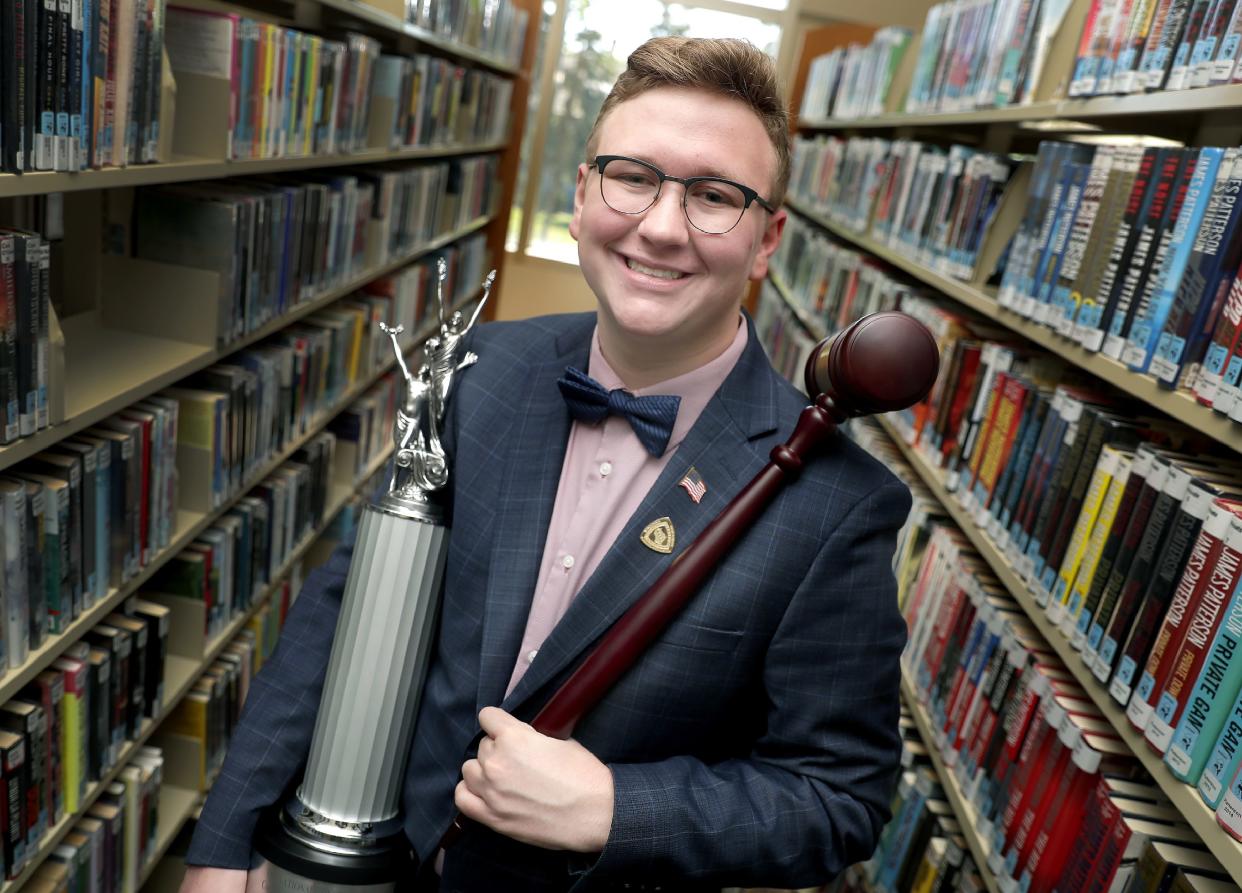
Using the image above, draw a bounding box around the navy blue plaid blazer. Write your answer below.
[186,311,912,891]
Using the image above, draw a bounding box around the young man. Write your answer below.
[183,37,910,891]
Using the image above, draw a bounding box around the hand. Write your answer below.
[178,866,248,893]
[455,706,614,852]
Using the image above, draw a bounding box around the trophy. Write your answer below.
[246,260,496,893]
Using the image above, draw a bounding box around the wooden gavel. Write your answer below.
[442,310,940,846]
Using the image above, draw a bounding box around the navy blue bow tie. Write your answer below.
[556,366,681,457]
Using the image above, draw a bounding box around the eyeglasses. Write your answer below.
[590,154,776,235]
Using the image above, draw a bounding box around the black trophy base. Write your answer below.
[248,804,417,893]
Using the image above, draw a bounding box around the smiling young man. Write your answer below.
[182,37,910,892]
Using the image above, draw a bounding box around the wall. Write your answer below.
[494,252,598,321]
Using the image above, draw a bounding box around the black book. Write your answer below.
[1081,447,1166,656]
[1,2,16,173]
[86,624,130,746]
[54,0,69,171]
[128,599,169,717]
[1103,149,1195,360]
[0,230,37,437]
[0,702,43,851]
[95,417,142,577]
[106,613,146,737]
[8,478,45,650]
[0,729,27,877]
[0,234,20,443]
[35,0,55,170]
[51,442,98,605]
[21,0,36,174]
[1040,410,1145,594]
[25,452,84,619]
[85,648,110,780]
[68,0,82,170]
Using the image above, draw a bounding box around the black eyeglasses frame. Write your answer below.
[589,154,776,235]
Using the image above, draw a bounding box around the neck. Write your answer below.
[597,316,742,391]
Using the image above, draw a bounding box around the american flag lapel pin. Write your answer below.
[678,467,707,504]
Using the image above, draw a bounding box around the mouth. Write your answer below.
[621,254,688,281]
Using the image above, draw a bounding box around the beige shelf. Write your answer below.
[0,213,493,473]
[0,140,508,200]
[0,283,479,707]
[138,785,203,890]
[313,0,521,74]
[2,428,399,892]
[799,83,1242,131]
[900,677,1000,893]
[875,416,1242,883]
[782,199,1242,451]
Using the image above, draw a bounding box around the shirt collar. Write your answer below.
[587,318,749,452]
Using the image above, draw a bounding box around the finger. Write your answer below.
[461,758,486,791]
[478,706,523,737]
[477,735,497,765]
[454,780,495,827]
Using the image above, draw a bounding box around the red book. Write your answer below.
[1126,499,1242,731]
[1146,507,1242,752]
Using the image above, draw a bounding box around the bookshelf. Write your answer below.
[899,679,1000,893]
[0,292,474,890]
[876,413,1242,880]
[0,141,509,200]
[0,0,538,885]
[774,203,1242,452]
[774,10,1242,882]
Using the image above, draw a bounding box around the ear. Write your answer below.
[748,207,787,281]
[568,163,591,241]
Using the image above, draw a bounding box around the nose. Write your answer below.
[636,183,690,246]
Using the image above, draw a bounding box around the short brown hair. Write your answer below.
[585,37,790,206]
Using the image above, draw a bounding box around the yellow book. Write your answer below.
[1051,445,1129,616]
[261,24,275,159]
[164,686,211,790]
[52,657,89,814]
[1065,454,1134,640]
[910,837,947,893]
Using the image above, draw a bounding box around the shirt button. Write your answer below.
[562,554,575,569]
[600,461,612,477]
[528,649,538,662]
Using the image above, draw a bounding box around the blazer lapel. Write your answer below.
[473,324,592,712]
[502,319,785,716]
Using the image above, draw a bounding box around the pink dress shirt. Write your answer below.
[505,319,749,696]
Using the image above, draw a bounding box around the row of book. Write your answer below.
[856,420,1240,892]
[797,28,912,122]
[845,713,986,892]
[330,375,398,483]
[1000,140,1242,410]
[754,282,819,384]
[904,0,1071,114]
[148,431,335,642]
[405,0,528,68]
[122,155,498,349]
[771,215,936,337]
[886,309,1242,845]
[28,746,166,893]
[0,227,52,443]
[1069,0,1242,97]
[371,54,514,151]
[0,0,168,174]
[154,604,278,794]
[0,400,180,672]
[165,10,381,162]
[788,136,1013,282]
[0,598,170,880]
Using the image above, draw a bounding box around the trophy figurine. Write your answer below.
[246,260,495,893]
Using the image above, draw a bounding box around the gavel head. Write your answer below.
[803,312,940,418]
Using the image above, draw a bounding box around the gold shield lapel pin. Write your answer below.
[641,517,676,554]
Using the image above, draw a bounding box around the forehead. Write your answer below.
[594,86,777,187]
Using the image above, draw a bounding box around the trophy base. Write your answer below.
[248,804,416,893]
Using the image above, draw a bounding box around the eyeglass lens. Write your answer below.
[599,158,747,234]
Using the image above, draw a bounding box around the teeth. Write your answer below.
[627,258,684,280]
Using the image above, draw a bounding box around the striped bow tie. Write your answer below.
[556,366,681,457]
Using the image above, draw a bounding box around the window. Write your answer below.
[509,0,783,264]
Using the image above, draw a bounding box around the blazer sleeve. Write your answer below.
[579,479,911,890]
[183,542,353,869]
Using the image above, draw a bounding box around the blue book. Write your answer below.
[1123,147,1227,373]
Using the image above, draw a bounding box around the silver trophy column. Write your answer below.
[247,262,495,893]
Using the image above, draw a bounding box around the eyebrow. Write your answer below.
[624,153,746,183]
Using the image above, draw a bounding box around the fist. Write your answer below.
[454,707,614,852]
